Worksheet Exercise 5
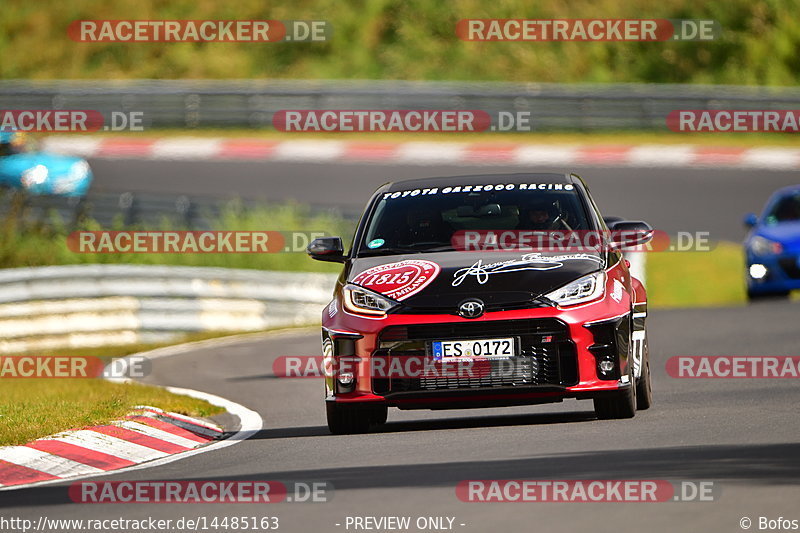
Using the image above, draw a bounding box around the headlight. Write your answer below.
[20,165,48,188]
[545,271,606,307]
[749,235,782,256]
[68,160,90,180]
[342,283,399,316]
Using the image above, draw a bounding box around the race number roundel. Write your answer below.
[351,260,440,301]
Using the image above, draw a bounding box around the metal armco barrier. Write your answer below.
[2,80,799,130]
[0,264,337,353]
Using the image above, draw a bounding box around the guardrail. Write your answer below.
[2,80,800,130]
[0,264,337,353]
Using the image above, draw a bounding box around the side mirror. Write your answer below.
[608,221,653,248]
[603,216,625,227]
[743,213,758,228]
[307,237,346,263]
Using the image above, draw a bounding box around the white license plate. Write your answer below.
[432,337,516,361]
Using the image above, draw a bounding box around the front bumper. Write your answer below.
[322,293,642,410]
[746,252,800,293]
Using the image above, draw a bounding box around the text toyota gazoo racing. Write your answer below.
[308,173,654,434]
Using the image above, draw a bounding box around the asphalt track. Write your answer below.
[87,158,800,241]
[3,303,800,532]
[3,160,800,532]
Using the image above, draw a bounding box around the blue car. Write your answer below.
[0,131,93,197]
[744,185,800,300]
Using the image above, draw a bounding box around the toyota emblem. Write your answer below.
[458,299,485,319]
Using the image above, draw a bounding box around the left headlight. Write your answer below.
[20,165,49,188]
[749,235,782,256]
[342,283,399,316]
[545,271,606,307]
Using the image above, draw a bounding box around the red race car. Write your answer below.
[308,173,653,434]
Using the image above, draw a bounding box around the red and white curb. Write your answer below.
[42,136,800,169]
[0,406,222,488]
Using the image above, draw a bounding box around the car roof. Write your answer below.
[772,184,800,197]
[384,172,576,192]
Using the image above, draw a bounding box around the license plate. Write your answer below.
[432,337,516,361]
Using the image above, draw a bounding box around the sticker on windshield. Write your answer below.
[367,238,385,249]
[351,260,440,301]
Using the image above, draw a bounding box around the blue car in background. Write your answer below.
[0,131,93,197]
[744,185,800,300]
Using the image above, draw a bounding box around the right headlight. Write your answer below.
[342,283,399,316]
[545,271,606,307]
[749,235,783,256]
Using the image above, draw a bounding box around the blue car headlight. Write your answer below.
[68,160,90,181]
[749,235,783,256]
[20,165,49,188]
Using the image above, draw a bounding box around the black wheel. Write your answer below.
[635,334,652,411]
[747,289,789,302]
[369,404,388,426]
[326,402,385,435]
[594,357,636,420]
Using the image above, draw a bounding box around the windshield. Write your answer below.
[765,192,800,224]
[358,183,593,256]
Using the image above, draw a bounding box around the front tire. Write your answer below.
[326,402,386,435]
[594,358,636,420]
[635,334,653,411]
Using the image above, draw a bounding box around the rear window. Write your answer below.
[358,182,592,256]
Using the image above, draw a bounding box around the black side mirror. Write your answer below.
[307,237,346,263]
[608,220,654,248]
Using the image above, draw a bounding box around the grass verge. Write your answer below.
[0,379,223,447]
[0,330,291,446]
[0,197,349,272]
[646,241,746,309]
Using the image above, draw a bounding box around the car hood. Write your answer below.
[755,222,800,249]
[347,250,606,311]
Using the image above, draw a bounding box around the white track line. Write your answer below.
[114,421,200,449]
[48,430,170,462]
[0,447,105,478]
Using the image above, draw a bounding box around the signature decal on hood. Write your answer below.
[352,260,441,301]
[452,253,603,286]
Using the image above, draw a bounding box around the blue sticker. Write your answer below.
[432,341,443,361]
[368,238,385,249]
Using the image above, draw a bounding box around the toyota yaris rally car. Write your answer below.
[308,173,653,434]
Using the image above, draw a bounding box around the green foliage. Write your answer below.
[1,0,798,84]
[0,196,349,272]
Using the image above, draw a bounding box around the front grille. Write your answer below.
[373,318,577,395]
[779,257,800,279]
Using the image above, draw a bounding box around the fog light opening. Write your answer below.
[599,360,615,374]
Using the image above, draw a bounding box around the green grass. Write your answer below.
[0,379,224,446]
[646,241,747,308]
[0,196,350,272]
[3,0,800,86]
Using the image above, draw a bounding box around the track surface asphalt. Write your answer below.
[88,158,800,241]
[2,160,799,532]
